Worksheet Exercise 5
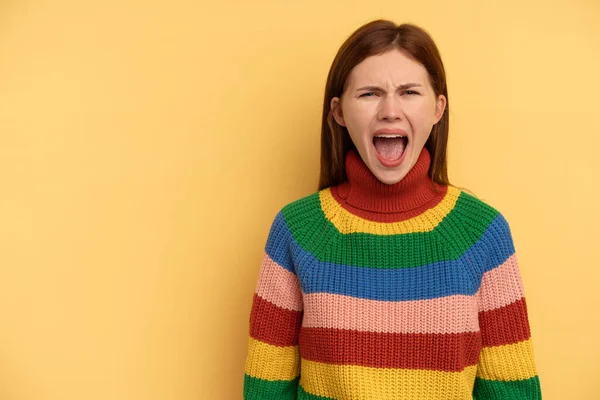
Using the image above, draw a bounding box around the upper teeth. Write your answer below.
[375,135,406,138]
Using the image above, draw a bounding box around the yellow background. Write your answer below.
[1,0,598,399]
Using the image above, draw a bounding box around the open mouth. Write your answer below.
[372,134,408,161]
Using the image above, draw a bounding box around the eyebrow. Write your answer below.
[356,83,422,92]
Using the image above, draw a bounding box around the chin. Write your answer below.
[365,160,407,185]
[375,170,408,185]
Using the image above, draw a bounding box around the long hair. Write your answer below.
[318,20,451,191]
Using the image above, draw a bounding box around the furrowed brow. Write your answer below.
[356,83,422,92]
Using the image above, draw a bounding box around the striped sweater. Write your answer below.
[244,147,541,399]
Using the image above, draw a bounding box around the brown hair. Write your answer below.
[318,20,451,191]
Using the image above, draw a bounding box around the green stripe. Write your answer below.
[245,375,541,399]
[298,384,335,399]
[281,190,499,269]
[473,376,542,399]
[243,374,299,399]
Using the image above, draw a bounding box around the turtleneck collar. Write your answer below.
[331,147,447,217]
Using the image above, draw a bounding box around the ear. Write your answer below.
[330,97,346,127]
[434,94,447,124]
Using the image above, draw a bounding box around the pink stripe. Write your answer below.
[255,253,303,312]
[303,293,479,334]
[476,253,525,312]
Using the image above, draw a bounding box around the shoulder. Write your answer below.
[451,187,514,249]
[264,190,324,271]
[266,190,323,241]
[453,187,501,219]
[452,187,516,265]
[452,186,511,232]
[279,190,323,219]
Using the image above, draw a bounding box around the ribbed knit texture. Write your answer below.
[244,147,542,400]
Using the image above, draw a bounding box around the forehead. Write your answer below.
[346,49,429,87]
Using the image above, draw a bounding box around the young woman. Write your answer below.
[243,19,541,400]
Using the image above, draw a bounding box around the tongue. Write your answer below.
[373,137,406,160]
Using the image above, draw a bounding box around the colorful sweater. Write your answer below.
[243,147,541,400]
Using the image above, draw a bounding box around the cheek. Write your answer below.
[345,103,375,129]
[342,105,367,132]
[409,103,437,127]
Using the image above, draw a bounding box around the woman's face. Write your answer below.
[331,49,446,185]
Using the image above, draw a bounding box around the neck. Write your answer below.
[330,147,447,222]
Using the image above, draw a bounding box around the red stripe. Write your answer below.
[299,327,481,371]
[249,293,303,346]
[479,297,532,346]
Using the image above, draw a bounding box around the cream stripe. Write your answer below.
[319,185,461,235]
[255,253,303,312]
[476,253,525,312]
[300,359,477,400]
[303,292,479,334]
[244,337,300,381]
[477,338,538,381]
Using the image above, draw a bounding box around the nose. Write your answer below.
[378,94,402,121]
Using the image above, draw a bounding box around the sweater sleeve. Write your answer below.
[243,211,303,399]
[473,213,542,399]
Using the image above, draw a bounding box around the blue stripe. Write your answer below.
[264,212,298,273]
[266,212,516,301]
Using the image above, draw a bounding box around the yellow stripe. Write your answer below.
[476,338,538,381]
[320,186,461,235]
[244,337,300,381]
[300,359,477,400]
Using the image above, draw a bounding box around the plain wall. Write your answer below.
[0,0,599,398]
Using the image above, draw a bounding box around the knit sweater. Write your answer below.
[243,147,541,400]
